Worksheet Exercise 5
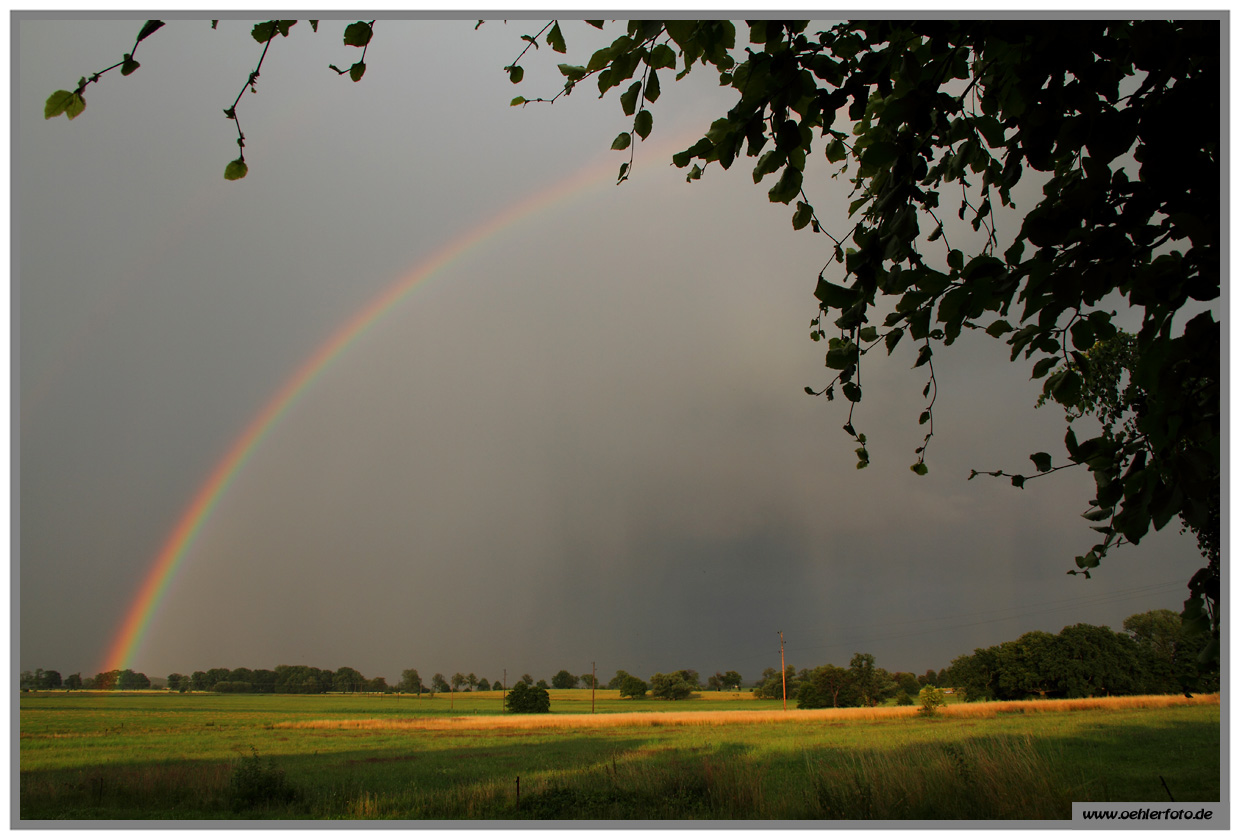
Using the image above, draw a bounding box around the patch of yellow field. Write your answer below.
[274,693,1218,732]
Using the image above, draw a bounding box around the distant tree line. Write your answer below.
[941,610,1218,701]
[779,653,928,709]
[23,610,1210,701]
[21,669,152,691]
[789,609,1218,709]
[20,669,65,690]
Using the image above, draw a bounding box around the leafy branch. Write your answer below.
[329,20,375,82]
[221,21,300,181]
[44,19,165,120]
[509,21,678,183]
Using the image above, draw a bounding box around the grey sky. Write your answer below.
[16,16,1209,686]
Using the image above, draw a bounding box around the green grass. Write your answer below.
[19,690,1220,820]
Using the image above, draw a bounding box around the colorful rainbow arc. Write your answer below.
[101,138,690,674]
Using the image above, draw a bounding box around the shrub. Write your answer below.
[505,682,551,713]
[650,673,693,700]
[896,692,914,706]
[551,670,580,689]
[918,685,947,716]
[227,749,299,811]
[618,675,648,699]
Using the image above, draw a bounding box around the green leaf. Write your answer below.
[985,319,1013,338]
[751,150,783,183]
[309,20,318,32]
[649,43,676,69]
[644,68,661,102]
[910,462,929,476]
[1075,550,1100,569]
[275,20,296,37]
[1049,369,1082,405]
[767,165,802,204]
[1030,452,1052,472]
[825,138,846,163]
[63,91,86,119]
[792,201,813,231]
[557,64,587,81]
[858,326,878,343]
[824,338,859,370]
[1031,356,1058,379]
[510,96,526,106]
[251,21,277,43]
[842,382,862,402]
[586,47,612,73]
[620,81,641,116]
[120,55,140,76]
[814,277,857,309]
[349,62,366,82]
[617,161,629,182]
[947,249,963,271]
[224,158,248,181]
[508,65,524,84]
[611,132,631,151]
[919,411,930,425]
[1069,319,1095,351]
[547,21,566,53]
[885,328,904,354]
[861,140,899,169]
[343,21,373,47]
[1003,238,1024,266]
[634,109,653,140]
[1010,474,1026,488]
[136,20,165,42]
[44,90,78,120]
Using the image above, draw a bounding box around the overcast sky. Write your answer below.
[15,15,1210,686]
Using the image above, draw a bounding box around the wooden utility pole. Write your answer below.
[591,661,596,713]
[778,630,787,711]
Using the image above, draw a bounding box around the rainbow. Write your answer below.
[101,134,694,674]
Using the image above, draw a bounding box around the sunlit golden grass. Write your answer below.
[940,693,1219,717]
[275,693,1218,732]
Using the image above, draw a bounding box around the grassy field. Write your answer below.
[19,690,1220,821]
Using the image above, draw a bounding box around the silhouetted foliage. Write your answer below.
[504,681,551,713]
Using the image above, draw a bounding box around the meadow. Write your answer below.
[19,689,1220,821]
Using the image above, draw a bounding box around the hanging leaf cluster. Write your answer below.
[510,19,1220,641]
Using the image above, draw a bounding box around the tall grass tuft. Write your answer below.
[226,749,300,813]
[804,735,1071,819]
